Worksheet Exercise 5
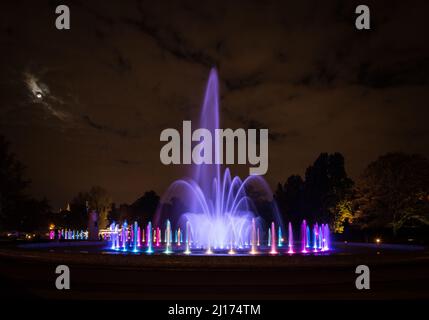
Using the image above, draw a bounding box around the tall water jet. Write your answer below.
[301,220,307,253]
[154,69,283,251]
[146,222,153,253]
[165,220,172,254]
[270,222,277,254]
[288,222,294,254]
[268,228,271,246]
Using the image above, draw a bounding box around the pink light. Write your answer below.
[270,222,277,254]
[156,227,161,247]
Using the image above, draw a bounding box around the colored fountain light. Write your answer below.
[301,220,307,253]
[288,222,294,254]
[156,227,161,247]
[122,221,128,251]
[137,226,141,247]
[164,220,172,254]
[177,228,181,246]
[306,225,310,248]
[250,218,258,254]
[313,223,319,251]
[133,221,138,252]
[184,221,191,255]
[146,221,153,254]
[278,226,283,247]
[270,222,278,254]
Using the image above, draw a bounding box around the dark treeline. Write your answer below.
[275,152,429,242]
[0,136,50,232]
[1,135,428,242]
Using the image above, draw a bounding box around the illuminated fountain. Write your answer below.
[154,68,282,253]
[105,69,331,255]
[107,218,330,255]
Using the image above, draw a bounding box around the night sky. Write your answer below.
[1,0,429,209]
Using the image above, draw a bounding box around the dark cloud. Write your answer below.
[296,62,337,86]
[224,72,264,92]
[108,49,132,74]
[117,159,144,166]
[1,0,429,208]
[79,0,219,68]
[82,115,134,139]
[357,58,429,88]
[235,117,290,143]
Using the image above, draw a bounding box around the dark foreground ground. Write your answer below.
[0,241,428,299]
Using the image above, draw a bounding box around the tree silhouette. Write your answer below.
[354,153,429,234]
[276,152,353,227]
[127,190,160,225]
[0,135,51,231]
